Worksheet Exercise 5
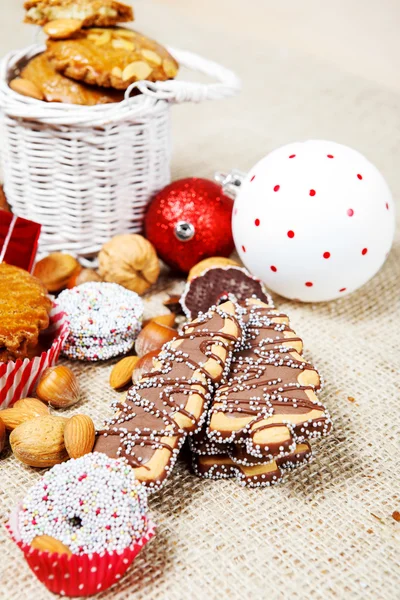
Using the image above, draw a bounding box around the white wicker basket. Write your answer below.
[0,45,240,258]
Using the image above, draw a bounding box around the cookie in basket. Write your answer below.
[46,27,179,89]
[24,0,133,27]
[0,263,52,362]
[10,52,124,105]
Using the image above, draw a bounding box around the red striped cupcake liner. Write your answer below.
[0,303,68,409]
[7,505,156,597]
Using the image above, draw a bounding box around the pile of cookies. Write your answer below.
[191,298,332,487]
[96,294,332,490]
[10,0,179,105]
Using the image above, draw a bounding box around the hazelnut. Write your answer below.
[36,366,80,409]
[132,350,159,382]
[98,234,160,295]
[134,322,176,357]
[67,268,103,288]
[142,313,176,328]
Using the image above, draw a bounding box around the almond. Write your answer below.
[134,322,176,357]
[132,350,159,383]
[142,313,176,329]
[112,39,135,51]
[115,29,135,39]
[0,417,6,454]
[163,58,178,78]
[31,535,72,556]
[64,414,95,459]
[0,397,49,431]
[94,30,112,45]
[43,18,82,39]
[34,252,81,292]
[110,356,140,389]
[122,61,152,82]
[10,415,68,467]
[9,78,44,101]
[141,49,162,66]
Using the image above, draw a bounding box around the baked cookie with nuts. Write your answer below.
[10,52,124,105]
[24,0,133,27]
[46,27,179,90]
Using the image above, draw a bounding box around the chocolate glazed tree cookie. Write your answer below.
[207,299,332,462]
[94,301,244,491]
[191,437,313,488]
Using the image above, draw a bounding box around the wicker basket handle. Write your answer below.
[125,48,241,103]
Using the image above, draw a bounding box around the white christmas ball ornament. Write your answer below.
[232,140,395,302]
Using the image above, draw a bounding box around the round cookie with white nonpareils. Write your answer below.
[18,452,149,554]
[57,282,143,360]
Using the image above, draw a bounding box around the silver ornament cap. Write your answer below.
[174,221,195,241]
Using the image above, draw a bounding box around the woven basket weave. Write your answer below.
[0,45,240,258]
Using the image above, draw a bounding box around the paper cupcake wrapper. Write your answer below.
[0,304,68,409]
[7,504,156,597]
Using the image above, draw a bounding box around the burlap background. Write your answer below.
[1,1,399,598]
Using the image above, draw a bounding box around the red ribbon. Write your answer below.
[0,210,41,272]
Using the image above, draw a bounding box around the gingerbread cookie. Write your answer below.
[12,53,124,105]
[192,442,312,488]
[46,27,179,90]
[207,299,331,460]
[94,300,244,490]
[180,266,272,319]
[24,0,133,27]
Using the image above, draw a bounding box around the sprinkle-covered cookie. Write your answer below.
[19,453,149,555]
[57,282,143,361]
[46,27,179,90]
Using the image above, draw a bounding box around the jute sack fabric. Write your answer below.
[0,255,399,600]
[1,0,400,596]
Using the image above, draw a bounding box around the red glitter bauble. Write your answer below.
[144,178,234,273]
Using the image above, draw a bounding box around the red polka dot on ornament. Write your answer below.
[339,287,346,292]
[274,185,280,192]
[289,154,296,158]
[347,209,354,217]
[305,282,313,287]
[287,230,295,238]
[250,175,255,182]
[357,174,363,180]
[270,265,277,272]
[309,189,316,197]
[327,154,334,158]
[242,245,246,252]
[255,218,260,226]
[386,203,389,210]
[323,252,331,259]
[362,247,368,255]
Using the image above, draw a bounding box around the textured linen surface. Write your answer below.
[1,1,399,599]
